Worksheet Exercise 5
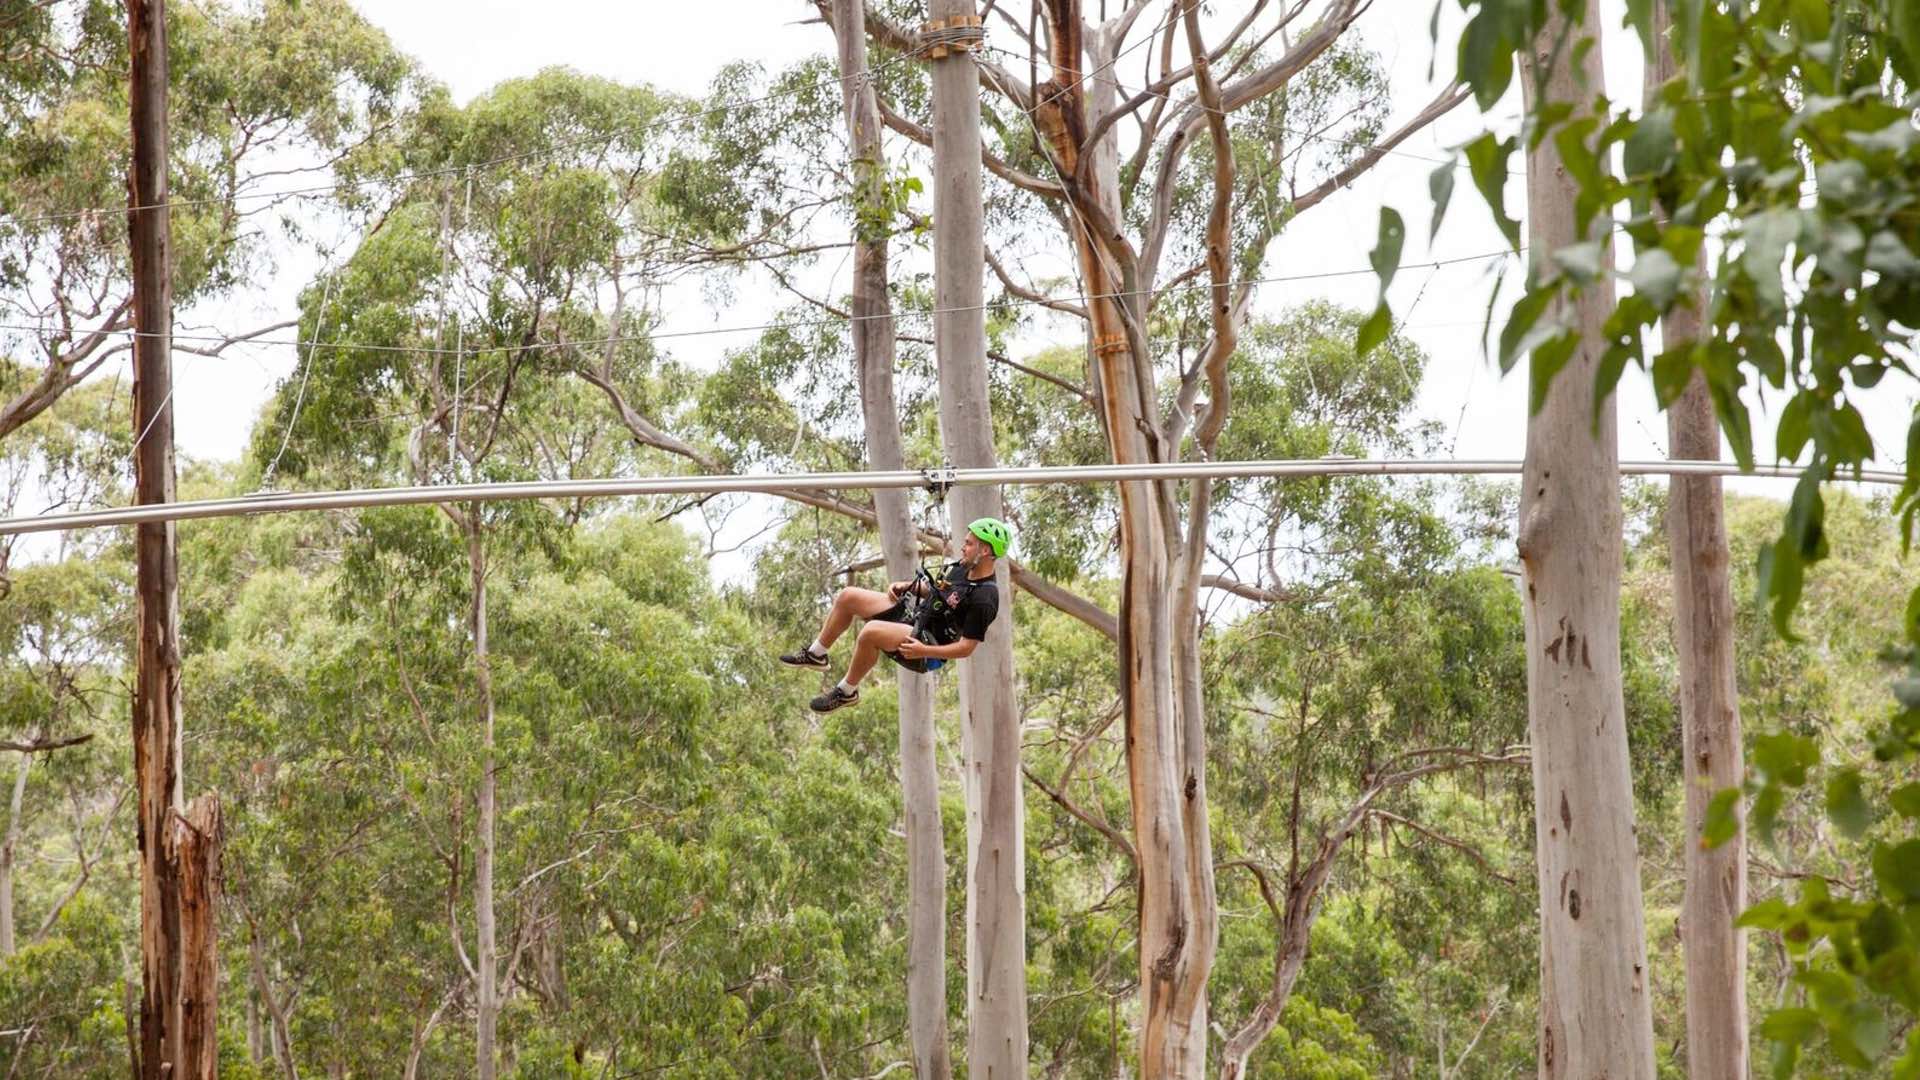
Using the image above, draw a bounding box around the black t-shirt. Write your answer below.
[919,561,1000,644]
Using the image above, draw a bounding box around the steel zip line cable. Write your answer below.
[0,458,1902,536]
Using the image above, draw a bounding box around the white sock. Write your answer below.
[836,677,857,694]
[808,638,828,658]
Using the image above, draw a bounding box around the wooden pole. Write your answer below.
[128,1,218,1073]
[927,0,1028,1071]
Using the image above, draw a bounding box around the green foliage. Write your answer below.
[1372,2,1920,1070]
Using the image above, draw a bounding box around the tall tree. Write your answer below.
[926,1,1027,1070]
[1646,2,1747,1076]
[1515,4,1655,1077]
[800,2,1466,1068]
[828,2,952,1073]
[0,0,415,446]
[977,3,1460,1069]
[126,2,210,1073]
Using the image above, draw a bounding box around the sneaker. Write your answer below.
[809,685,860,713]
[780,646,829,670]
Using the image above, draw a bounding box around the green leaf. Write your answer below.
[1459,11,1516,111]
[1739,897,1795,930]
[1622,106,1676,179]
[1751,731,1819,786]
[1628,248,1683,309]
[1874,840,1920,901]
[1528,331,1580,415]
[1702,786,1742,848]
[1777,394,1812,463]
[1465,133,1522,250]
[1826,770,1872,839]
[1742,208,1801,316]
[1757,539,1804,641]
[1833,1003,1891,1066]
[1369,207,1406,292]
[1552,241,1605,285]
[1897,1,1920,83]
[1756,1007,1824,1044]
[1788,0,1830,40]
[1356,302,1392,358]
[1868,231,1920,282]
[1623,0,1654,59]
[1891,782,1920,819]
[1429,161,1456,244]
[1498,286,1557,374]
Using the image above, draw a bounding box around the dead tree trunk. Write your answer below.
[129,2,220,1073]
[928,1,1027,1072]
[172,796,222,1076]
[1516,6,1656,1077]
[830,3,954,1075]
[1646,4,1747,1075]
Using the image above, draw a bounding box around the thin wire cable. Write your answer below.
[261,269,337,487]
[129,384,175,453]
[0,457,1900,537]
[0,248,1519,358]
[1,42,930,231]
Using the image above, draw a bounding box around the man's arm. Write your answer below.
[927,637,980,660]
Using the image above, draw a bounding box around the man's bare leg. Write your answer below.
[848,621,915,687]
[816,587,896,651]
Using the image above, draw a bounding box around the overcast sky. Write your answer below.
[155,0,1914,506]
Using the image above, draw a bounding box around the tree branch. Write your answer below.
[1286,82,1471,220]
[170,317,299,360]
[1008,560,1117,639]
[987,249,1086,318]
[0,733,93,754]
[1199,575,1295,603]
[875,97,1066,198]
[1367,809,1518,889]
[1022,762,1138,869]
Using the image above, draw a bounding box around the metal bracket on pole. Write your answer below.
[921,464,958,501]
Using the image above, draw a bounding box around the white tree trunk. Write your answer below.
[929,1,1027,1072]
[1517,7,1657,1078]
[0,749,27,957]
[1646,7,1748,1076]
[469,523,499,1080]
[831,3,954,1074]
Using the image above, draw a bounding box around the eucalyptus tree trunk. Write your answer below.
[0,748,28,957]
[1517,6,1656,1077]
[831,2,953,1074]
[128,1,223,1072]
[1647,3,1747,1074]
[928,1,1027,1071]
[467,519,500,1080]
[1034,8,1201,1072]
[837,1,1460,1070]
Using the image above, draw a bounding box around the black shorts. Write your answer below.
[875,601,946,673]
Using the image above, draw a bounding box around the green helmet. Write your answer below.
[967,517,1012,559]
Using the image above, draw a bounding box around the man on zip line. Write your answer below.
[781,517,1011,713]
